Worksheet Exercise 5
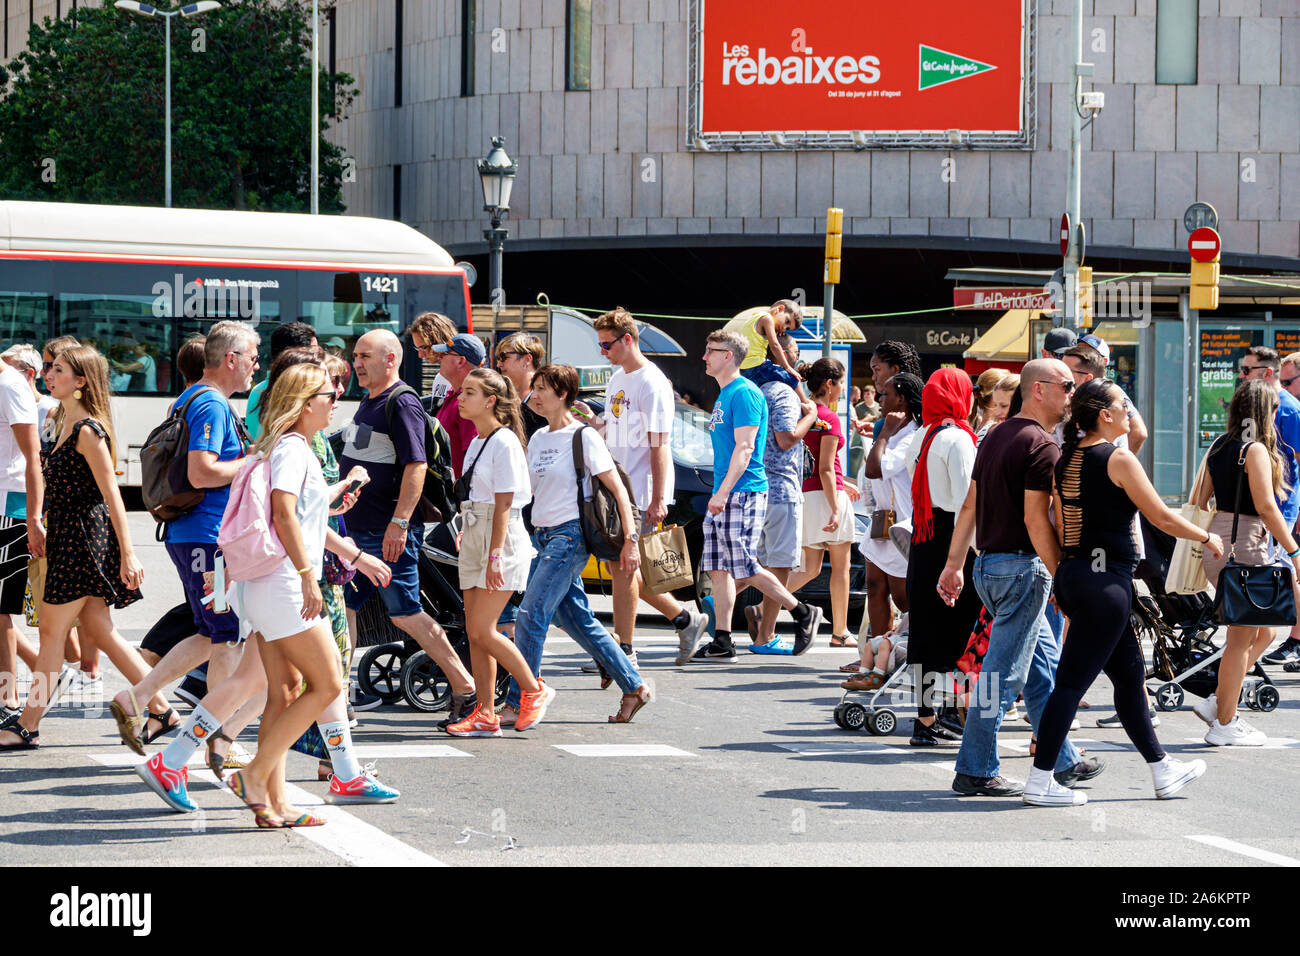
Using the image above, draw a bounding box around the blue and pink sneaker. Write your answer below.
[324,766,400,804]
[135,752,198,813]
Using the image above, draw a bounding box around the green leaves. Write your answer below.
[0,0,357,211]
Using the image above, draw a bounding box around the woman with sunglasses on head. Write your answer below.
[446,368,557,737]
[501,364,651,726]
[494,332,548,440]
[0,346,157,750]
[1024,379,1222,806]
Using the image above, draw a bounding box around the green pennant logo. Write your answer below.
[918,45,997,90]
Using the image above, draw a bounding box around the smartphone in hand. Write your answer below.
[330,478,364,510]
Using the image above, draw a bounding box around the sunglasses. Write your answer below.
[312,391,338,405]
[41,361,53,372]
[1043,379,1075,393]
[1284,375,1300,388]
[598,339,621,352]
[331,375,344,389]
[1240,364,1262,374]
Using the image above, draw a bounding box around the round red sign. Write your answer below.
[1189,227,1221,262]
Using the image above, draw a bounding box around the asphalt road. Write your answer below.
[3,514,1300,868]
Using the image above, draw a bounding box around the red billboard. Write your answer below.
[693,0,1029,143]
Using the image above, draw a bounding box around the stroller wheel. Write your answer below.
[1256,684,1280,713]
[400,651,452,712]
[356,642,409,705]
[1155,682,1185,712]
[832,703,851,730]
[840,702,868,732]
[870,709,897,736]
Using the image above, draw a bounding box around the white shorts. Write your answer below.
[228,565,328,643]
[801,488,857,548]
[459,502,534,592]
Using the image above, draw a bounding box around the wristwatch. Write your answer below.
[389,517,410,531]
[627,531,640,543]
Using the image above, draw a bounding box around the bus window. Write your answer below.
[0,292,51,351]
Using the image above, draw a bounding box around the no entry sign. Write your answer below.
[1189,227,1221,262]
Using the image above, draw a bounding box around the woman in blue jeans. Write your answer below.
[502,364,652,725]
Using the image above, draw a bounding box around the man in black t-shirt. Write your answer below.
[937,358,1097,798]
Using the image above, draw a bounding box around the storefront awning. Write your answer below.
[964,309,1045,361]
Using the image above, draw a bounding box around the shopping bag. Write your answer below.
[638,524,694,595]
[24,557,44,627]
[1165,450,1214,595]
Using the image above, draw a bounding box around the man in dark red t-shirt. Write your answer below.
[937,358,1097,798]
[429,333,486,477]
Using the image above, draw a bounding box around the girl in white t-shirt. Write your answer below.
[448,368,555,738]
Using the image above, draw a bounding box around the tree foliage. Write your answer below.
[0,0,358,212]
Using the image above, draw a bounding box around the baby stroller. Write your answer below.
[353,514,511,712]
[1133,518,1279,714]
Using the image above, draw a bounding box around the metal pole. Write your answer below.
[164,12,172,208]
[1062,0,1084,330]
[486,221,505,306]
[822,284,834,359]
[311,0,319,214]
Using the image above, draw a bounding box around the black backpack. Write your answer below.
[383,384,457,525]
[572,425,640,561]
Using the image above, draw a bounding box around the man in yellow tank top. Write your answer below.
[722,299,805,390]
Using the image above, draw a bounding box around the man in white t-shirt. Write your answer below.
[0,359,44,714]
[574,308,709,666]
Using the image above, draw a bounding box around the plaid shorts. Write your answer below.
[702,491,768,580]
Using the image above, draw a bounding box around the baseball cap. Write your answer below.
[1044,327,1078,356]
[1079,333,1110,365]
[324,336,347,350]
[431,333,486,366]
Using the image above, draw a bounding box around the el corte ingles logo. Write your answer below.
[918,45,996,90]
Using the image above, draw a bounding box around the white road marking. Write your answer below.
[777,741,892,755]
[1186,835,1300,867]
[552,744,695,757]
[89,752,446,867]
[1001,737,1130,753]
[351,744,472,759]
[1184,737,1300,750]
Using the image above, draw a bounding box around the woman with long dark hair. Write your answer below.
[1025,379,1222,806]
[1193,379,1300,746]
[904,367,981,747]
[783,357,860,646]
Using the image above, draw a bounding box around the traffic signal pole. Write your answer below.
[823,207,843,357]
[1063,0,1085,331]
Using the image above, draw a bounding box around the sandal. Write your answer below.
[608,685,652,724]
[839,659,864,674]
[744,604,762,642]
[109,689,147,756]
[206,730,241,775]
[829,634,858,648]
[279,807,327,828]
[0,713,39,751]
[142,707,181,745]
[227,770,283,829]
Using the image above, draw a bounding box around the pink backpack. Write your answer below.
[216,441,288,582]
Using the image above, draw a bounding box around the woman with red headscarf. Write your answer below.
[904,367,981,747]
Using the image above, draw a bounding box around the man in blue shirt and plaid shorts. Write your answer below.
[695,330,825,662]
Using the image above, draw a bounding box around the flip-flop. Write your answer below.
[749,639,794,655]
[109,690,147,756]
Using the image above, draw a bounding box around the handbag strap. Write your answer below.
[1230,440,1252,557]
[462,426,499,492]
[573,426,589,520]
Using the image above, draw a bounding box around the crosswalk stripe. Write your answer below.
[1186,835,1300,867]
[88,752,446,867]
[552,744,695,757]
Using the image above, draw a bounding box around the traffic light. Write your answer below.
[824,207,843,286]
[1076,266,1093,329]
[1190,259,1220,311]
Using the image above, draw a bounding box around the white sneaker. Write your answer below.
[1006,703,1020,722]
[1204,716,1266,747]
[71,670,102,690]
[1023,776,1088,807]
[1151,757,1207,798]
[675,610,709,666]
[1192,694,1218,726]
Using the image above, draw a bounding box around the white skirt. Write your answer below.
[227,563,328,642]
[459,501,535,592]
[801,488,857,548]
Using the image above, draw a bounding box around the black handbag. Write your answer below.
[1212,441,1298,627]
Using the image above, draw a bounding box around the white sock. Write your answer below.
[871,667,886,676]
[1148,755,1170,769]
[161,704,220,771]
[1026,766,1055,793]
[319,719,362,781]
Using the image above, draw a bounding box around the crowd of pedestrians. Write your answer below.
[0,303,1297,826]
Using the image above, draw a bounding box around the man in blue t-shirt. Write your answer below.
[112,320,257,752]
[695,330,824,662]
[339,329,475,722]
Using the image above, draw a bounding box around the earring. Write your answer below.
[73,388,83,401]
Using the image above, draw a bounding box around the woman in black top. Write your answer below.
[1025,379,1224,807]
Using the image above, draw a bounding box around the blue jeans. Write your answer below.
[955,551,1082,778]
[742,361,799,390]
[506,521,643,708]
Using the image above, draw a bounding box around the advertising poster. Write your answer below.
[697,0,1027,135]
[1199,329,1263,445]
[1274,331,1300,357]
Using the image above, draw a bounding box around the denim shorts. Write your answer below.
[165,541,240,644]
[342,524,424,619]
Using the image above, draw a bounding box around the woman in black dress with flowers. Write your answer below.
[0,346,154,749]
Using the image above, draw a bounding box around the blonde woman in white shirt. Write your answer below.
[448,368,556,737]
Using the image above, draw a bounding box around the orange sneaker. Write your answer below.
[515,680,556,732]
[445,705,502,737]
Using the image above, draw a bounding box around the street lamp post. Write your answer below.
[115,1,223,209]
[311,0,319,214]
[476,137,518,310]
